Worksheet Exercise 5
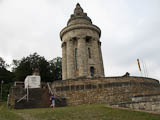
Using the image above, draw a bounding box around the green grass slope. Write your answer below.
[0,103,160,120]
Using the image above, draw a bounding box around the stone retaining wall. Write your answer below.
[112,94,160,112]
[51,76,160,105]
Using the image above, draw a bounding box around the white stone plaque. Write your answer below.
[24,75,41,89]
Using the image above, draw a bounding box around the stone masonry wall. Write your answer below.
[112,94,160,112]
[51,76,160,105]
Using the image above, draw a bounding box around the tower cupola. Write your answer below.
[67,3,92,26]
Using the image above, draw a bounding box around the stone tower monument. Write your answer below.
[60,3,104,80]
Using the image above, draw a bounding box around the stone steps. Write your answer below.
[14,88,50,109]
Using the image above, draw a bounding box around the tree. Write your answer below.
[11,59,21,72]
[12,53,62,82]
[0,57,14,83]
[13,53,51,82]
[0,57,8,69]
[49,57,62,81]
[0,57,14,101]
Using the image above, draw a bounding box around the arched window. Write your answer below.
[90,67,95,77]
[85,36,91,43]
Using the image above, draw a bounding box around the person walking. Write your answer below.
[50,94,55,108]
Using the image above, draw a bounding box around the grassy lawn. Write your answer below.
[0,103,160,120]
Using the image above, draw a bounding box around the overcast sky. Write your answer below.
[0,0,159,80]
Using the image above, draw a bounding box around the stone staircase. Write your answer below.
[14,88,50,109]
[9,84,67,109]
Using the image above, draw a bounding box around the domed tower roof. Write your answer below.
[67,3,92,26]
[60,3,101,40]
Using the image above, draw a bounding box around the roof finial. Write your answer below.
[76,3,80,6]
[74,3,83,15]
[76,3,80,7]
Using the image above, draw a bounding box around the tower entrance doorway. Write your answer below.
[90,67,95,77]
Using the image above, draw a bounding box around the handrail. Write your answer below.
[17,94,27,103]
[16,85,29,103]
[47,83,61,98]
[47,82,54,95]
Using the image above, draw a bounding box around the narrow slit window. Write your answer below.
[88,48,91,58]
[75,48,77,70]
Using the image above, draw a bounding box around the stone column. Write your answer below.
[66,39,75,79]
[77,37,88,77]
[93,39,101,77]
[93,39,104,77]
[98,41,105,77]
[62,42,67,80]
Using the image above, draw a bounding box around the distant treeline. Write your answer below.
[0,52,62,100]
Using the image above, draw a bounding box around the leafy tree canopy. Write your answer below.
[0,57,8,69]
[0,57,14,84]
[49,57,62,81]
[13,53,62,82]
